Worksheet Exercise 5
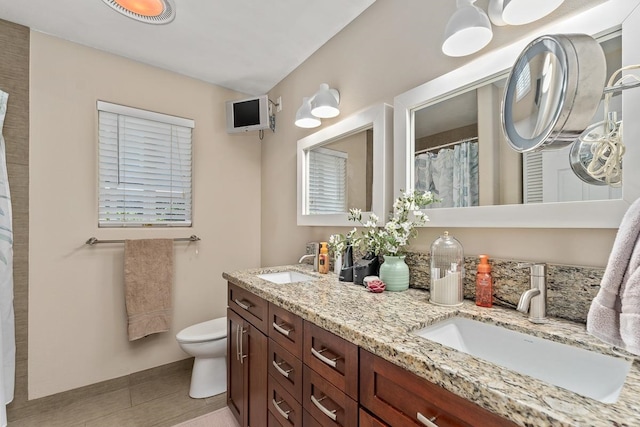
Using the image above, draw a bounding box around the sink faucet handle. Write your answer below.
[516,262,547,277]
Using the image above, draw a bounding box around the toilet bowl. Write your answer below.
[176,317,227,398]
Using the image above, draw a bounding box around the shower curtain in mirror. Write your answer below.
[0,90,14,427]
[415,140,479,208]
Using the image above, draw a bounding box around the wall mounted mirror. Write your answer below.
[297,103,393,226]
[394,0,640,228]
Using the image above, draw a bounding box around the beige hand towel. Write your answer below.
[587,197,640,355]
[124,239,174,341]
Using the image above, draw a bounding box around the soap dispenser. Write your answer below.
[429,231,464,306]
[476,255,493,308]
[318,242,330,274]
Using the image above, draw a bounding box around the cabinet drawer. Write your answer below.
[360,350,517,427]
[269,374,302,427]
[302,410,324,427]
[303,365,358,427]
[269,339,303,401]
[303,321,358,399]
[269,303,303,358]
[359,408,389,427]
[228,282,269,334]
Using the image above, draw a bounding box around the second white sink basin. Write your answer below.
[413,316,631,403]
[256,271,317,284]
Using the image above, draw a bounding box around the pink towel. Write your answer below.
[124,239,174,341]
[587,197,640,355]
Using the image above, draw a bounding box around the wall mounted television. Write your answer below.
[225,94,270,133]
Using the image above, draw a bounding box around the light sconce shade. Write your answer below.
[101,0,176,24]
[295,97,322,128]
[310,84,341,118]
[442,0,493,57]
[488,0,565,26]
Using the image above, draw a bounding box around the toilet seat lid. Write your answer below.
[176,317,226,343]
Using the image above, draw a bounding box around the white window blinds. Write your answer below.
[97,101,194,227]
[308,147,347,214]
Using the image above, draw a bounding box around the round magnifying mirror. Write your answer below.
[502,34,606,153]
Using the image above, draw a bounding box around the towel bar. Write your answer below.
[85,235,201,245]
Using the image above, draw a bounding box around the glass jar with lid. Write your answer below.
[430,231,464,306]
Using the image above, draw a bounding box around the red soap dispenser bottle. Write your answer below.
[476,255,493,308]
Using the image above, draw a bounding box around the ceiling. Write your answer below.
[0,0,376,95]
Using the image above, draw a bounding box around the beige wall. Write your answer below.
[263,0,615,269]
[29,32,261,398]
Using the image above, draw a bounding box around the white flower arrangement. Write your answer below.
[347,190,435,256]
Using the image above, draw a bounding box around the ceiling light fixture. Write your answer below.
[101,0,176,25]
[310,84,341,119]
[295,84,340,128]
[442,0,493,57]
[295,97,322,128]
[488,0,565,26]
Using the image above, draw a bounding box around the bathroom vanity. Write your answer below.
[224,266,640,426]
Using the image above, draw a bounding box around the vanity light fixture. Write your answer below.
[488,0,565,26]
[294,97,321,128]
[310,84,341,118]
[294,84,340,128]
[101,0,176,24]
[442,0,566,57]
[442,0,493,57]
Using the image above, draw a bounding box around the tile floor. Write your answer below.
[7,360,227,427]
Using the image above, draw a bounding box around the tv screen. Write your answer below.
[233,99,260,128]
[226,95,270,133]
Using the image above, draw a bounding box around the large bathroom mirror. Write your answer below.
[394,0,640,228]
[297,103,393,226]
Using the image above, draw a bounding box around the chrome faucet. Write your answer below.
[298,242,320,271]
[516,263,548,324]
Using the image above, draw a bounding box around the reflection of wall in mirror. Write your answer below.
[323,129,373,212]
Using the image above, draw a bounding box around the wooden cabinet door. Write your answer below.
[303,365,358,427]
[246,322,268,427]
[269,339,303,402]
[269,303,304,358]
[359,408,389,427]
[303,322,358,400]
[227,308,247,427]
[360,350,516,427]
[228,282,269,334]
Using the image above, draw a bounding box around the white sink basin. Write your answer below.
[413,317,632,403]
[256,271,317,284]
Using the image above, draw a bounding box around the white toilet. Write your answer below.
[176,317,227,398]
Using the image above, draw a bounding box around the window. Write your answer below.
[97,101,194,227]
[308,147,347,214]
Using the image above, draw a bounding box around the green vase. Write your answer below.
[379,255,410,292]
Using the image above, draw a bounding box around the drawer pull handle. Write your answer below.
[234,299,252,310]
[272,360,293,378]
[311,347,338,368]
[417,412,438,427]
[311,395,337,421]
[272,399,291,420]
[273,322,292,337]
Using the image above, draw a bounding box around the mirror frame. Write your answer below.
[297,103,393,226]
[394,0,640,228]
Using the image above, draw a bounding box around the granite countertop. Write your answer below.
[223,265,640,427]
